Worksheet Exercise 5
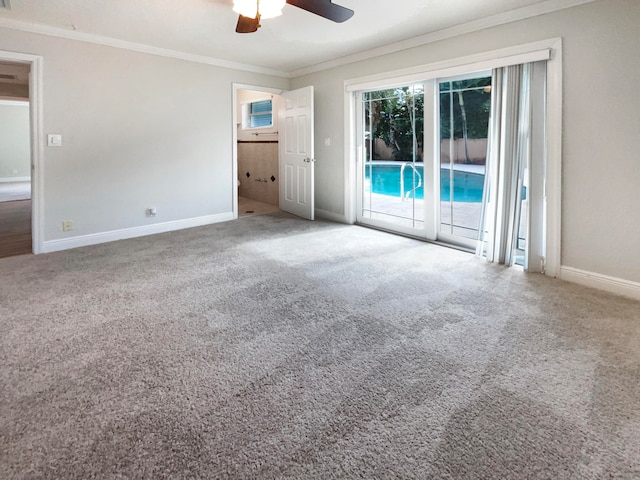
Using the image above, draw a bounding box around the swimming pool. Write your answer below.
[365,162,485,202]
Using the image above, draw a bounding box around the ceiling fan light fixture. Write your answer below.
[233,0,285,20]
[233,0,257,18]
[258,0,286,19]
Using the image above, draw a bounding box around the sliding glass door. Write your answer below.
[350,48,553,271]
[357,85,426,235]
[356,73,492,249]
[438,74,492,248]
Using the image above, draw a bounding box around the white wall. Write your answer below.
[0,27,289,246]
[0,100,30,181]
[291,0,640,285]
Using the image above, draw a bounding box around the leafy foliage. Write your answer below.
[440,78,492,140]
[364,77,491,163]
[365,86,424,161]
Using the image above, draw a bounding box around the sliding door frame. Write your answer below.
[354,84,433,240]
[344,38,562,276]
[435,70,492,250]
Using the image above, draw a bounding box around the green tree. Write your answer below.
[365,86,424,161]
[440,77,492,163]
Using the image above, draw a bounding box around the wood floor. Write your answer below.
[0,199,32,259]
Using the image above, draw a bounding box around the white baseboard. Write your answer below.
[315,208,348,224]
[0,176,30,183]
[41,212,234,254]
[560,266,640,302]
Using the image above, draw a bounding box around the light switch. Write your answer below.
[47,134,62,147]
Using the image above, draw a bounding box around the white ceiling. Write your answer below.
[0,0,588,76]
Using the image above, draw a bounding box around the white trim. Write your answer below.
[561,266,640,302]
[232,84,240,221]
[343,91,356,225]
[0,17,289,78]
[424,80,438,241]
[232,83,284,96]
[544,38,563,278]
[0,99,28,106]
[31,55,44,254]
[41,213,234,254]
[315,208,347,224]
[0,176,30,182]
[291,0,595,77]
[345,41,553,92]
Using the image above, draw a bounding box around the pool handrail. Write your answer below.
[400,162,422,201]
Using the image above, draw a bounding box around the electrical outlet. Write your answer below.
[62,220,73,232]
[47,134,63,147]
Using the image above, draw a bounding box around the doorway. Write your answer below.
[233,86,282,218]
[232,84,316,221]
[0,62,32,259]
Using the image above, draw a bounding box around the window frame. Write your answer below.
[244,99,273,130]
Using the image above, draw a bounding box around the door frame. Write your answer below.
[0,50,44,254]
[231,83,284,219]
[344,38,563,277]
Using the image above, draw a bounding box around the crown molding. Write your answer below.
[289,0,596,77]
[0,0,597,79]
[0,17,290,78]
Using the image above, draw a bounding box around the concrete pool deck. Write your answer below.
[363,162,487,237]
[362,192,483,239]
[362,192,528,245]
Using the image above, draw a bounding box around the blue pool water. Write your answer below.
[366,163,485,202]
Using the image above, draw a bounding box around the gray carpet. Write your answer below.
[1,212,639,479]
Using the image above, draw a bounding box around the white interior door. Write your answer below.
[279,86,314,220]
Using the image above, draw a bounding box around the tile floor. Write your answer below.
[238,196,280,218]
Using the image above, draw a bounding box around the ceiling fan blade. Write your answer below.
[236,14,260,33]
[286,0,354,23]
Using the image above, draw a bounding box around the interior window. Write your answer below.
[247,99,273,128]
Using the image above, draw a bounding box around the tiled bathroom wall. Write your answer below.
[237,142,279,206]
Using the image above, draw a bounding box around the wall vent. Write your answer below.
[0,0,10,10]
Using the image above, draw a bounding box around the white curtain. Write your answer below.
[477,63,533,265]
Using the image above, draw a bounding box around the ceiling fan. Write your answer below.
[234,0,354,34]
